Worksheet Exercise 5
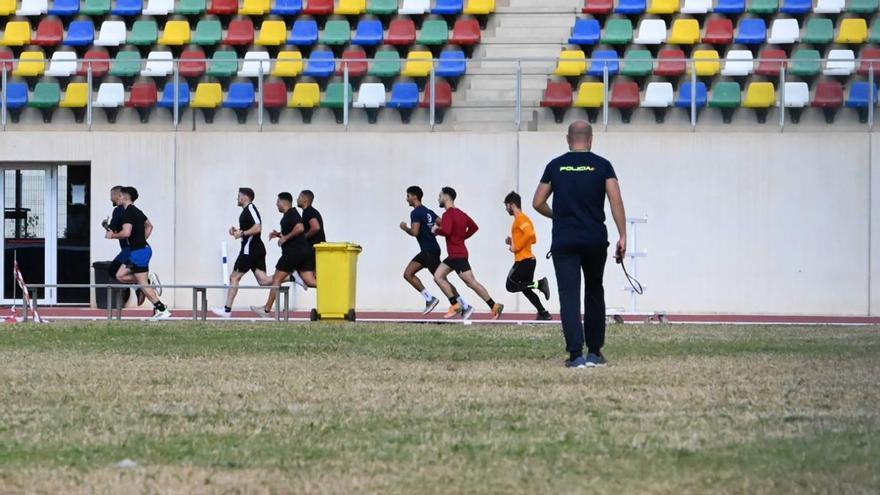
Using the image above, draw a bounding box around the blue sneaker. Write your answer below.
[585,353,607,367]
[565,355,587,368]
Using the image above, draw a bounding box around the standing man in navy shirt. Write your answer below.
[399,185,465,314]
[533,121,627,369]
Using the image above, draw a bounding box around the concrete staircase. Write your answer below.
[449,0,581,129]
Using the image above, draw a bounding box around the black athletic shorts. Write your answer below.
[276,247,309,274]
[442,257,471,274]
[300,246,317,273]
[508,258,537,283]
[412,250,441,274]
[234,253,267,274]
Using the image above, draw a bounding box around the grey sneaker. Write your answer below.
[565,355,587,368]
[210,307,232,318]
[461,305,475,320]
[150,308,172,320]
[423,296,440,315]
[585,353,607,367]
[149,272,162,296]
[250,305,271,318]
[537,277,550,300]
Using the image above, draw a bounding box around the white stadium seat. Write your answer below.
[633,19,667,45]
[93,83,125,107]
[642,82,673,108]
[813,0,844,13]
[141,51,174,76]
[720,49,754,76]
[680,0,711,13]
[94,20,127,46]
[143,0,174,15]
[779,82,809,108]
[824,49,855,76]
[767,18,800,44]
[353,83,386,108]
[16,0,47,15]
[44,51,77,77]
[238,51,271,77]
[399,0,429,15]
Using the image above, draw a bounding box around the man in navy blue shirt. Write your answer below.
[400,185,464,314]
[533,121,627,369]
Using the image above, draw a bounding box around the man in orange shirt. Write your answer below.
[504,191,552,320]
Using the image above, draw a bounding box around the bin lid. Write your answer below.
[315,242,362,253]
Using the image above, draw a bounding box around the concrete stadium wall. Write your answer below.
[0,130,876,316]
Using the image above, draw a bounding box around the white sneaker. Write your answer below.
[210,307,232,318]
[151,308,172,320]
[250,305,271,318]
[461,305,475,320]
[149,272,162,296]
[291,272,308,291]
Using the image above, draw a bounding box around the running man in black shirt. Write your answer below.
[104,186,171,320]
[251,192,315,317]
[533,121,627,369]
[211,187,273,318]
[399,185,465,314]
[293,189,322,290]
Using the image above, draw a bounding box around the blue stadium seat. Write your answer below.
[569,18,601,46]
[675,81,708,110]
[157,82,191,113]
[587,49,619,77]
[714,0,745,14]
[64,20,96,46]
[223,81,255,123]
[289,19,319,46]
[5,82,29,122]
[112,0,143,15]
[735,18,767,45]
[436,49,466,89]
[303,50,336,77]
[387,81,419,123]
[353,18,383,46]
[271,0,302,15]
[780,0,811,14]
[615,0,646,14]
[845,81,877,122]
[48,0,79,15]
[433,0,463,15]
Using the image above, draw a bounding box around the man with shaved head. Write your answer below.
[533,120,627,369]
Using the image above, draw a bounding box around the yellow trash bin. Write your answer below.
[311,242,362,321]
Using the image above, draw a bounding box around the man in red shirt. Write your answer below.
[432,187,504,320]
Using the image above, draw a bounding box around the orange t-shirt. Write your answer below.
[511,211,536,262]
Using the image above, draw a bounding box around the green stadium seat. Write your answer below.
[601,18,633,45]
[193,18,223,46]
[109,50,142,79]
[803,17,833,45]
[869,18,880,43]
[176,0,206,14]
[207,50,239,78]
[367,0,398,14]
[747,0,777,14]
[321,81,354,123]
[368,49,401,84]
[620,49,652,77]
[320,19,352,46]
[129,19,159,46]
[848,0,878,14]
[418,18,449,46]
[82,0,111,15]
[709,81,741,123]
[28,81,61,122]
[789,49,821,77]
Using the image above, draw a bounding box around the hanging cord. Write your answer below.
[546,249,644,295]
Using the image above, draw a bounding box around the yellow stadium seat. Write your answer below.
[159,20,192,45]
[2,21,32,46]
[191,82,222,108]
[573,82,604,107]
[335,0,365,14]
[693,49,720,76]
[401,50,433,77]
[647,0,679,14]
[836,18,868,44]
[743,82,775,108]
[289,82,320,107]
[668,18,700,44]
[0,0,16,15]
[60,82,89,108]
[13,51,46,77]
[554,49,587,77]
[463,0,494,14]
[257,20,287,46]
[239,0,269,14]
[272,50,303,77]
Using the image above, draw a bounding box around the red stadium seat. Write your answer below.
[811,81,844,123]
[179,46,207,82]
[303,0,333,14]
[755,48,786,76]
[654,48,686,77]
[78,47,110,77]
[419,79,453,123]
[208,0,238,14]
[32,17,64,47]
[224,17,255,46]
[540,80,572,123]
[386,18,417,46]
[127,80,158,123]
[337,47,368,77]
[450,17,481,46]
[262,80,288,123]
[583,0,613,14]
[0,47,14,74]
[609,81,640,123]
[857,47,880,76]
[703,17,734,45]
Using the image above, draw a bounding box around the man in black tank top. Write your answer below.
[212,188,273,318]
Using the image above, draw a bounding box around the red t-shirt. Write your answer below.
[436,207,479,259]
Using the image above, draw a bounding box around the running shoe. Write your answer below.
[585,353,607,368]
[423,296,440,315]
[444,303,462,319]
[150,308,172,320]
[461,305,475,320]
[136,288,146,306]
[491,303,505,320]
[537,311,552,321]
[250,305,271,318]
[537,277,550,300]
[210,307,232,318]
[565,355,587,369]
[290,272,309,291]
[149,272,162,296]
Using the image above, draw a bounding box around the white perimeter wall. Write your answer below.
[0,130,877,316]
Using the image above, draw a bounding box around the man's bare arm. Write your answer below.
[606,178,627,261]
[532,183,553,219]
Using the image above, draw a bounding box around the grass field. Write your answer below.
[0,321,878,494]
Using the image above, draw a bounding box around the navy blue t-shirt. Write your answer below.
[540,151,617,249]
[109,205,128,250]
[410,205,441,254]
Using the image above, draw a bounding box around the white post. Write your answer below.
[173,60,179,129]
[1,66,6,130]
[778,64,785,130]
[343,63,349,128]
[429,65,436,128]
[690,60,696,130]
[257,60,264,130]
[870,64,875,129]
[515,60,522,131]
[602,64,609,130]
[87,63,93,130]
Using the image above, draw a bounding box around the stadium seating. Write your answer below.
[33,17,63,47]
[49,0,80,16]
[290,19,319,46]
[60,82,88,122]
[143,0,174,15]
[289,81,320,122]
[633,19,666,45]
[156,82,191,117]
[338,47,368,78]
[387,81,419,122]
[262,80,287,122]
[28,81,59,122]
[303,0,333,15]
[641,81,673,122]
[321,81,353,123]
[127,80,158,122]
[93,82,125,122]
[191,81,222,122]
[541,80,573,123]
[573,81,603,123]
[353,18,384,46]
[45,51,78,77]
[742,82,775,123]
[709,81,741,123]
[811,81,844,122]
[352,82,385,123]
[675,81,707,120]
[271,0,302,15]
[609,81,639,122]
[419,79,452,123]
[569,18,601,46]
[223,81,255,123]
[845,81,876,122]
